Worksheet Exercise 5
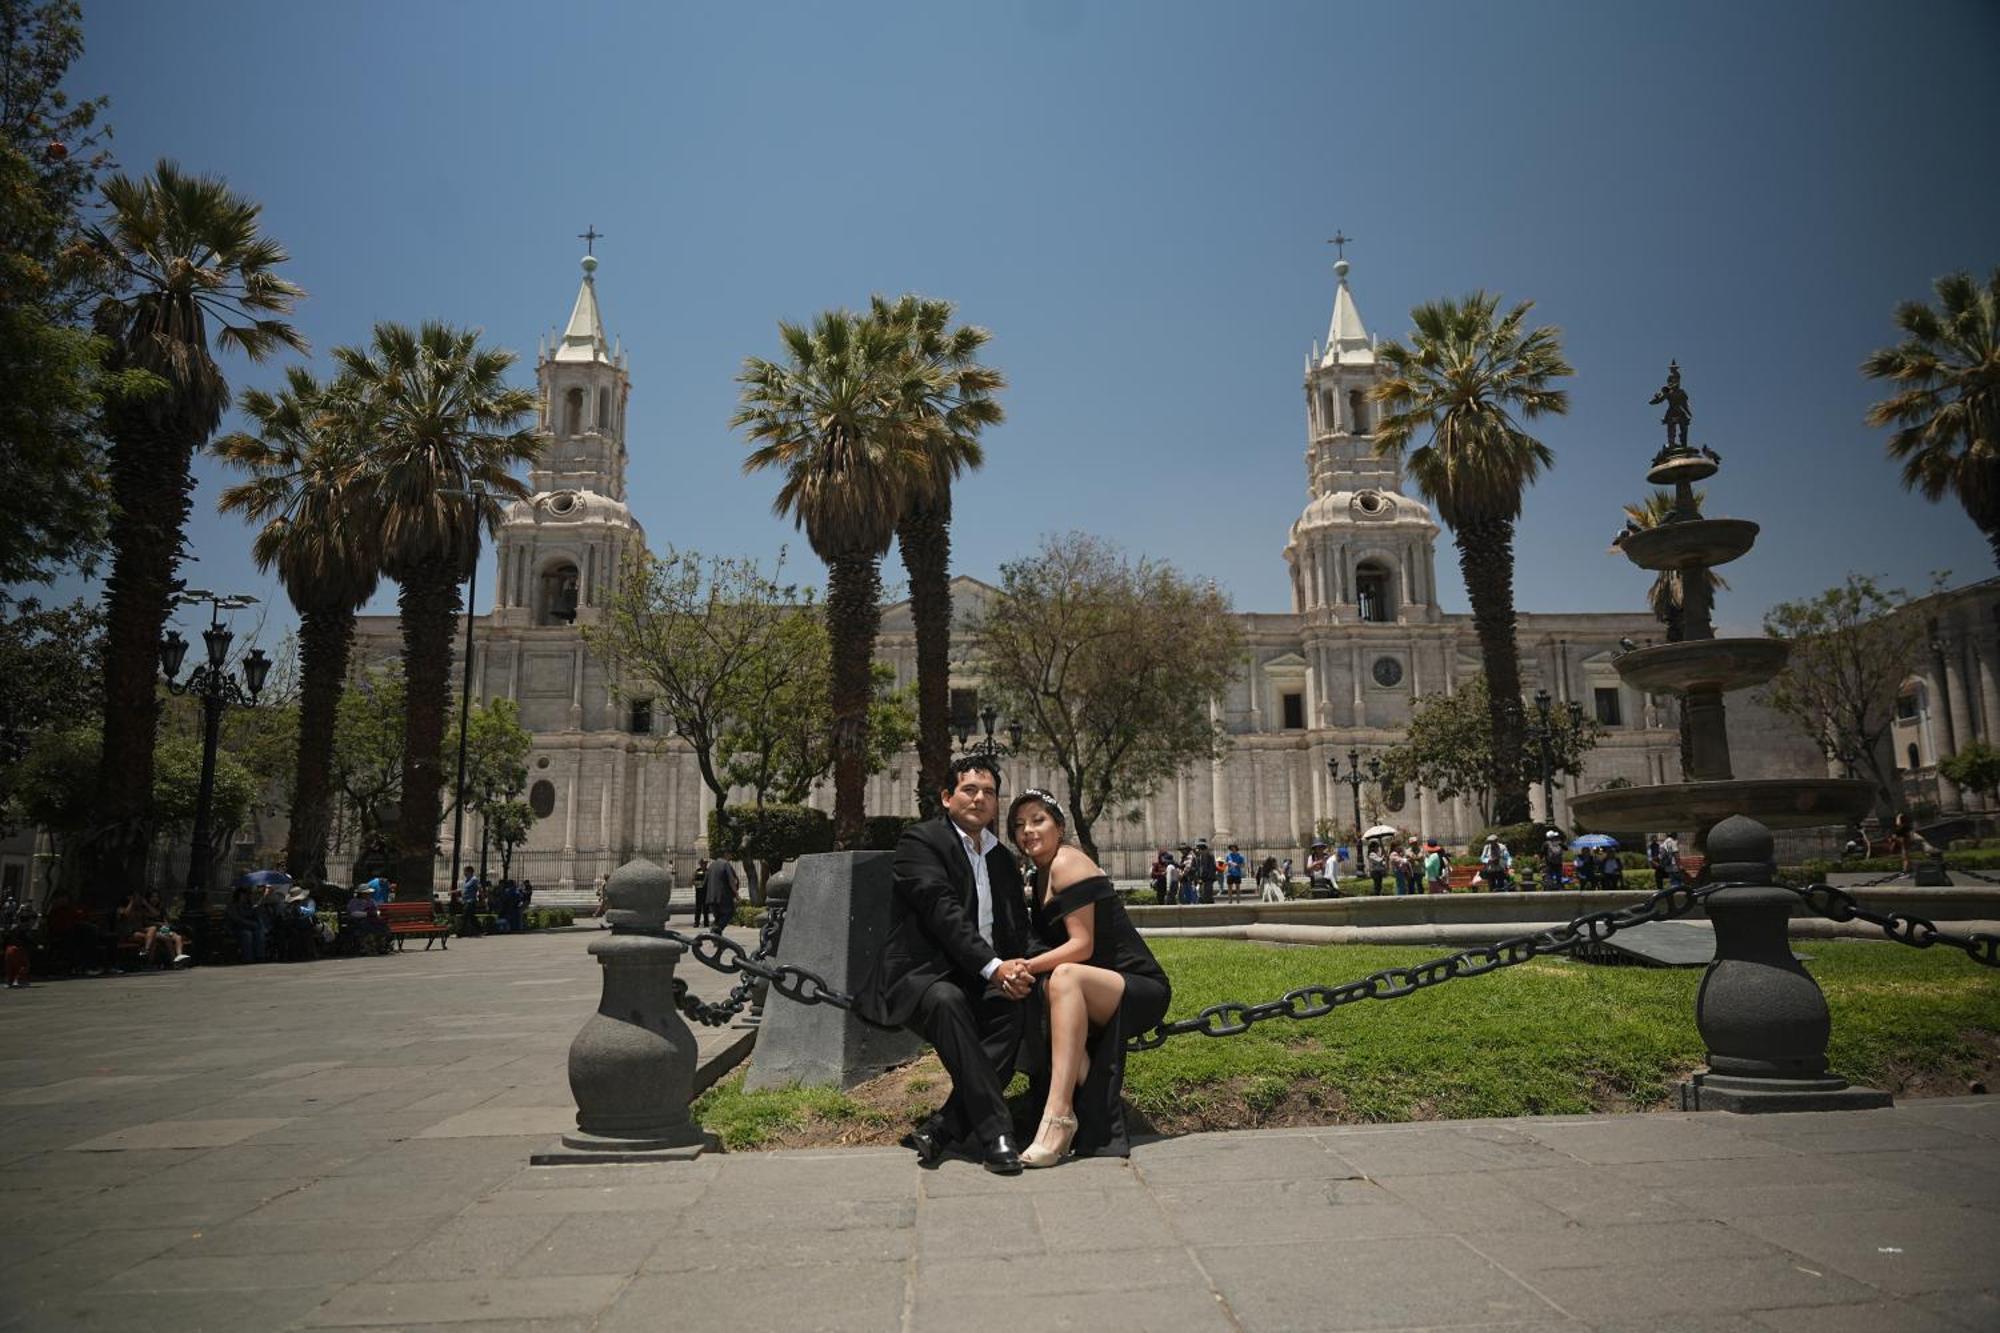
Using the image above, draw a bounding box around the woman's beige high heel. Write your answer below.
[1020,1113,1078,1168]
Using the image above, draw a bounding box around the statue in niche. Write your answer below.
[1648,360,1692,452]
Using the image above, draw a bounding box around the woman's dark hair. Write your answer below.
[1005,787,1066,843]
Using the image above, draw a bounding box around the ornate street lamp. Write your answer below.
[957,703,1024,760]
[1531,689,1558,825]
[160,591,269,919]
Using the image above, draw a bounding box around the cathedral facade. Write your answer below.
[340,254,1687,894]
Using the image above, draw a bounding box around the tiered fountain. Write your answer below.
[1571,365,1889,1112]
[1568,362,1876,847]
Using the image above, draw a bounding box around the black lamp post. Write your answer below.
[443,479,488,897]
[1531,689,1557,825]
[958,703,1024,760]
[160,592,270,918]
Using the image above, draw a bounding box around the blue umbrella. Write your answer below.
[1570,834,1619,850]
[234,869,293,888]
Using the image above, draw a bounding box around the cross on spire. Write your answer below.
[1327,230,1352,261]
[578,224,603,255]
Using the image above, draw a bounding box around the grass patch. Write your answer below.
[694,938,2000,1149]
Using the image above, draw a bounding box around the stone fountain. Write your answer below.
[1568,364,1876,848]
[1571,365,1889,1113]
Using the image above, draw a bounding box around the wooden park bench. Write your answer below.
[381,901,450,951]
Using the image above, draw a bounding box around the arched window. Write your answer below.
[1908,742,1921,771]
[1348,388,1369,433]
[1355,560,1393,623]
[564,387,584,437]
[597,387,610,434]
[529,780,556,818]
[538,561,580,625]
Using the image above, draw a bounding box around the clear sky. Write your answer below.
[64,0,2000,648]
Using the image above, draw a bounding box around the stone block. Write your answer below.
[744,850,925,1090]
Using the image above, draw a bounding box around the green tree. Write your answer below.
[215,369,381,880]
[0,0,117,587]
[971,532,1244,861]
[1379,675,1602,828]
[86,159,305,900]
[334,321,538,898]
[1864,269,2000,568]
[329,663,406,871]
[1372,292,1572,826]
[1939,740,2000,808]
[1761,574,1927,816]
[450,696,532,824]
[874,294,1005,817]
[483,798,534,882]
[151,732,256,885]
[735,308,934,847]
[0,597,101,826]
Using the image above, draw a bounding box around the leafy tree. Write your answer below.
[483,798,534,882]
[971,532,1243,861]
[329,664,406,869]
[1372,292,1572,825]
[1939,740,2000,808]
[1761,574,1926,815]
[450,696,532,824]
[717,625,916,810]
[587,546,811,840]
[1379,675,1601,827]
[736,308,934,847]
[86,159,305,900]
[873,294,1005,817]
[334,321,537,898]
[0,597,101,826]
[151,732,256,886]
[215,369,382,880]
[0,0,117,587]
[1864,269,2000,568]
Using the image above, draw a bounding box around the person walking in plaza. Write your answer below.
[1305,840,1339,897]
[1602,844,1625,890]
[1257,855,1283,902]
[1365,840,1388,895]
[1010,786,1172,1165]
[855,755,1034,1175]
[1541,832,1566,892]
[1191,839,1218,904]
[1659,832,1682,887]
[702,856,740,930]
[1423,841,1448,894]
[1164,848,1184,905]
[1479,835,1513,892]
[691,859,710,928]
[1224,844,1246,902]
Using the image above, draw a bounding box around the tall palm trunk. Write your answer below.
[393,561,461,898]
[897,492,954,818]
[825,552,883,849]
[88,403,200,905]
[1456,517,1530,825]
[285,601,357,883]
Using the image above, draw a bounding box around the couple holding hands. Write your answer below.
[855,755,1172,1173]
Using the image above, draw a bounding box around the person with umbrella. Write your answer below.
[1570,834,1617,890]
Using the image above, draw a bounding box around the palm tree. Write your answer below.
[872,294,1006,817]
[214,368,380,882]
[1864,269,2000,568]
[87,159,305,898]
[334,322,538,898]
[1621,488,1724,781]
[735,309,932,848]
[1372,292,1572,827]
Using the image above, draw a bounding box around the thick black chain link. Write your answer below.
[1796,882,1999,967]
[1125,880,1715,1050]
[664,905,790,1027]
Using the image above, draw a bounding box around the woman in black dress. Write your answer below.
[1007,788,1171,1167]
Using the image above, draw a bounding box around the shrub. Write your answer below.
[861,815,919,851]
[708,804,834,863]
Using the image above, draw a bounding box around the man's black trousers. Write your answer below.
[912,973,1025,1146]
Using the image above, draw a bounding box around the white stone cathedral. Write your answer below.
[342,253,1692,893]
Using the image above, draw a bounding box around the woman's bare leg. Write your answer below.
[1041,963,1127,1125]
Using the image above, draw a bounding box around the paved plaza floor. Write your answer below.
[0,930,1996,1331]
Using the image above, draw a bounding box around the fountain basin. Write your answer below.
[1614,639,1790,695]
[1647,453,1719,487]
[1622,517,1760,571]
[1570,778,1875,835]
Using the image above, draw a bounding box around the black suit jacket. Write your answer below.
[854,815,1029,1028]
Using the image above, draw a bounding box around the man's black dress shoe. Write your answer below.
[899,1126,945,1168]
[981,1134,1024,1176]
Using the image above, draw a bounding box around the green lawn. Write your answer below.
[692,937,2000,1148]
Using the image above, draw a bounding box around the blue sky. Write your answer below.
[65,0,2000,646]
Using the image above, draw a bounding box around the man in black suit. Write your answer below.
[855,755,1035,1174]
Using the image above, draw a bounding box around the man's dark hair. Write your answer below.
[943,753,1002,795]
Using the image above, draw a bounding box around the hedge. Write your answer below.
[707,804,834,862]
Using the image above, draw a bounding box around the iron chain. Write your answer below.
[664,904,791,1027]
[1796,882,1998,968]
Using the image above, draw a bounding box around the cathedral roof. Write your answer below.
[1320,259,1375,367]
[1293,487,1437,535]
[553,254,614,365]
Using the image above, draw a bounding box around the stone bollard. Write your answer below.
[1678,815,1891,1113]
[532,857,716,1164]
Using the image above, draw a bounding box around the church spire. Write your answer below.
[554,252,613,364]
[1321,254,1373,366]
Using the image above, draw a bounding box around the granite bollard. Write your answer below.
[744,851,925,1090]
[532,857,717,1163]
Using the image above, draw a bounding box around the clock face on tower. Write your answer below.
[1372,656,1404,688]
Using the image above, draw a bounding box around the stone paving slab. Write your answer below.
[0,930,1996,1330]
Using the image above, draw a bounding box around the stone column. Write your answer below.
[1977,638,2000,747]
[1933,646,1965,811]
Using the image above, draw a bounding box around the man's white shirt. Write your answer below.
[950,818,1005,981]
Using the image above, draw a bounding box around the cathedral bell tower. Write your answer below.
[491,251,646,634]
